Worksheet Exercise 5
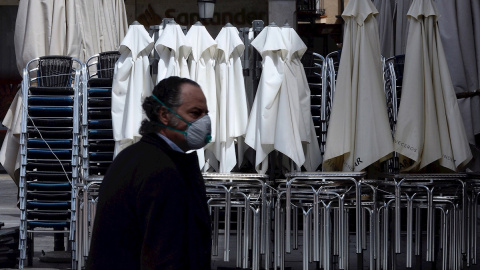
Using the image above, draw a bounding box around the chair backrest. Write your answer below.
[393,54,405,82]
[97,51,121,79]
[37,56,73,87]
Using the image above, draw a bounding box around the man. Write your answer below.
[86,76,212,270]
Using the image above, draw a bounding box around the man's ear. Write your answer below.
[158,106,170,125]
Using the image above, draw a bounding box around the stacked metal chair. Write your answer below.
[322,50,340,157]
[203,173,270,270]
[75,51,120,269]
[378,173,467,270]
[81,51,119,178]
[275,172,368,270]
[466,172,480,267]
[383,55,404,174]
[302,51,326,157]
[19,56,83,269]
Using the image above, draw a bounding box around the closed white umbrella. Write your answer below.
[245,24,312,173]
[111,23,154,156]
[155,22,192,83]
[393,0,472,171]
[208,24,249,173]
[113,0,129,46]
[0,91,23,186]
[281,26,322,171]
[186,22,217,170]
[73,0,127,61]
[14,0,69,74]
[14,0,128,66]
[323,0,393,172]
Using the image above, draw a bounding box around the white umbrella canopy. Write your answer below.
[14,0,128,68]
[75,0,128,61]
[155,22,192,83]
[245,25,312,173]
[186,22,217,170]
[186,22,217,142]
[280,26,322,171]
[207,24,249,173]
[14,0,74,73]
[373,0,395,58]
[111,23,154,156]
[393,0,472,171]
[0,91,23,186]
[322,0,393,172]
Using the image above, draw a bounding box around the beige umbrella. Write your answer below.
[0,91,23,186]
[14,0,127,66]
[322,0,393,172]
[14,0,71,73]
[393,0,472,171]
[75,0,128,61]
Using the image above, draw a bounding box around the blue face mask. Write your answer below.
[152,94,212,150]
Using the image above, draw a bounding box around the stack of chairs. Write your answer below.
[302,51,326,158]
[322,50,340,159]
[81,51,120,178]
[383,54,405,174]
[203,173,269,270]
[19,56,83,268]
[76,51,119,269]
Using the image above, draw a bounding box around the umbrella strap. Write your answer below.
[153,122,188,136]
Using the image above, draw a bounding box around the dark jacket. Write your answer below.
[86,133,212,270]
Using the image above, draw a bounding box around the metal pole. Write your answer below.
[303,208,311,270]
[224,189,232,261]
[314,192,320,261]
[237,208,243,268]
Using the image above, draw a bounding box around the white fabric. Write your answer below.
[207,26,249,173]
[111,24,154,156]
[155,23,192,83]
[114,0,129,43]
[245,25,318,173]
[14,0,128,69]
[0,91,23,186]
[393,0,472,171]
[75,0,127,61]
[373,0,395,58]
[186,24,217,169]
[186,25,217,140]
[14,0,68,73]
[281,27,322,171]
[323,0,393,172]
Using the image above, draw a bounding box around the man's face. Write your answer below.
[159,83,208,151]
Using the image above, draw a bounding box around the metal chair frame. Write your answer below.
[19,56,84,269]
